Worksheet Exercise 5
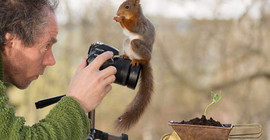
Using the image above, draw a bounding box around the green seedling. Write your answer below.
[204,91,223,116]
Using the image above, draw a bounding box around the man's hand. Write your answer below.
[67,51,117,113]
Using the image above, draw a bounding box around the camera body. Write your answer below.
[86,42,141,89]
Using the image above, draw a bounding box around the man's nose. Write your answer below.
[43,49,56,66]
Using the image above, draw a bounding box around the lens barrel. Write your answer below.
[113,58,141,89]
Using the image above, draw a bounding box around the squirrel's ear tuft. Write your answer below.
[134,0,140,6]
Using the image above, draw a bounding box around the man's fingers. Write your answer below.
[88,51,114,70]
[103,75,116,85]
[100,66,117,79]
[104,85,112,94]
[75,58,87,74]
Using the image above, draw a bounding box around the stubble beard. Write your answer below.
[4,62,33,89]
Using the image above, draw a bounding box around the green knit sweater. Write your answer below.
[0,54,90,140]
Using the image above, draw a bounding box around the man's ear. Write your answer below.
[2,33,16,55]
[4,33,14,48]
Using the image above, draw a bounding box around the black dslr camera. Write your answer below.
[86,42,141,89]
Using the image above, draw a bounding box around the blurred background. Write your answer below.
[5,0,270,139]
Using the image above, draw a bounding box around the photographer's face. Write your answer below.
[2,11,58,89]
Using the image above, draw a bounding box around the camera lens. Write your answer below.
[126,64,141,89]
[113,57,141,89]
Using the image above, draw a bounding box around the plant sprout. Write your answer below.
[204,91,223,116]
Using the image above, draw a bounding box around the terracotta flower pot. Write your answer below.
[169,121,262,140]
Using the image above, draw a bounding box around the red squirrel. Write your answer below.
[113,0,155,130]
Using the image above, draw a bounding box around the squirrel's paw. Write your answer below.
[121,55,130,60]
[131,59,140,66]
[113,16,123,22]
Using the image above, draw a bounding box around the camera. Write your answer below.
[86,42,141,89]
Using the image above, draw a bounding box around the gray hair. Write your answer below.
[0,0,59,49]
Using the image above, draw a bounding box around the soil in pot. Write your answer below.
[177,115,223,127]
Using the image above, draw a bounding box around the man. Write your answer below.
[0,0,117,139]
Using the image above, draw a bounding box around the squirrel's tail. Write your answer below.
[115,62,153,130]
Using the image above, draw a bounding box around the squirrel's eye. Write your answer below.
[125,5,130,9]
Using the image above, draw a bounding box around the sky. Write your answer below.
[57,0,270,22]
[138,0,270,19]
[141,0,262,19]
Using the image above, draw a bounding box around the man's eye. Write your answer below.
[45,44,50,51]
